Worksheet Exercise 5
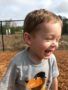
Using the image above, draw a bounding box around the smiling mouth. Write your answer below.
[45,50,52,55]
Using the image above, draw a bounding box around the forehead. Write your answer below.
[35,22,62,35]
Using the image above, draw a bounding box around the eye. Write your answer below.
[45,37,54,40]
[57,38,61,42]
[56,37,62,42]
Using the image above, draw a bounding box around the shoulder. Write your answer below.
[49,54,59,77]
[49,53,56,60]
[10,48,28,65]
[48,53,56,65]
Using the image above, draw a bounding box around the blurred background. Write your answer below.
[0,0,68,90]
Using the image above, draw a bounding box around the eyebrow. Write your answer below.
[44,33,61,36]
[44,33,61,38]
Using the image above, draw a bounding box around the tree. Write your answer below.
[62,19,68,34]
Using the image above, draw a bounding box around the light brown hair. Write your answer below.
[23,9,63,34]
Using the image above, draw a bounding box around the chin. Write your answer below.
[44,57,49,59]
[44,55,51,59]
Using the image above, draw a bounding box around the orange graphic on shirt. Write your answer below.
[25,72,48,90]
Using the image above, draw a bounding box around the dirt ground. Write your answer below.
[0,50,68,90]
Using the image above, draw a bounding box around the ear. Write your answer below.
[23,32,32,45]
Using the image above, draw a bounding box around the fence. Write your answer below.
[0,20,68,51]
[0,20,26,51]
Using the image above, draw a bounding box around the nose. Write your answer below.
[51,40,59,49]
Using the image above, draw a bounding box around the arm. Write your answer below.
[51,54,59,90]
[52,77,58,90]
[0,61,18,90]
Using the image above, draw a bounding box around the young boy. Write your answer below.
[0,9,63,90]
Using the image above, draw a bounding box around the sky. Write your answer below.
[0,0,68,20]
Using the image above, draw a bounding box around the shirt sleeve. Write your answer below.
[52,54,59,78]
[0,59,19,90]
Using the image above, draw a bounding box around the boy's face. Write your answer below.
[25,22,62,60]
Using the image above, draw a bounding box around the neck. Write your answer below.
[27,48,42,62]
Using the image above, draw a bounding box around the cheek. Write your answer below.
[39,42,51,49]
[32,39,51,49]
[43,41,51,46]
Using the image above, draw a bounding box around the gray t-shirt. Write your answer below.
[0,48,59,90]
